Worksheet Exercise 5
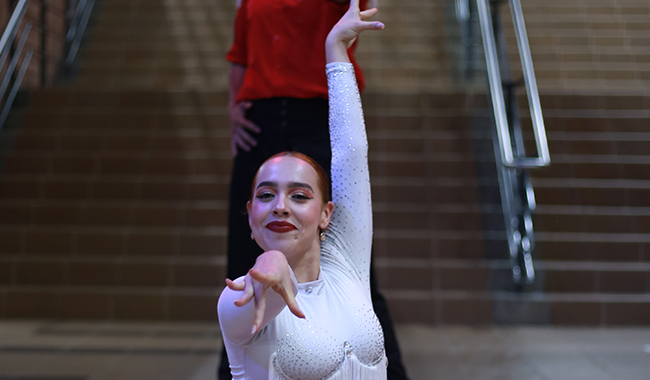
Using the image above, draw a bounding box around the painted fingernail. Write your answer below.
[251,325,257,334]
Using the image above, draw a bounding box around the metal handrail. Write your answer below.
[0,0,30,50]
[476,0,550,169]
[0,0,30,70]
[0,0,33,131]
[65,0,95,66]
[0,51,33,127]
[0,0,95,130]
[0,22,32,97]
[468,0,548,286]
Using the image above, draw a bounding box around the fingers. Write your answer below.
[349,0,360,12]
[238,127,259,147]
[229,101,260,155]
[232,134,250,153]
[276,285,305,319]
[286,299,305,319]
[229,100,260,155]
[357,20,385,31]
[227,274,269,335]
[232,128,258,153]
[234,275,254,307]
[225,278,245,291]
[233,102,260,133]
[240,117,261,134]
[359,8,378,19]
[252,282,267,334]
[248,268,272,284]
[250,268,305,320]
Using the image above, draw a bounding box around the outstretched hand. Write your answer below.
[326,0,384,63]
[225,250,305,334]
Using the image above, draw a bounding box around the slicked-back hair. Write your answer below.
[250,151,331,204]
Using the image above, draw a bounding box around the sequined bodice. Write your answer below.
[262,271,385,379]
[218,63,387,380]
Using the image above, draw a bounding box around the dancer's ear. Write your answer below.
[319,201,335,231]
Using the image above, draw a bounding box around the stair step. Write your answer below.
[2,284,649,324]
[0,224,225,257]
[0,286,220,320]
[0,254,226,288]
[0,200,227,228]
[385,290,650,325]
[6,152,650,181]
[11,129,650,157]
[4,254,646,293]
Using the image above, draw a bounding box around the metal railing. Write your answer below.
[477,0,550,285]
[453,0,551,286]
[65,0,95,67]
[0,0,94,131]
[0,0,34,128]
[476,0,550,169]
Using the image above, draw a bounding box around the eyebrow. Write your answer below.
[256,181,314,191]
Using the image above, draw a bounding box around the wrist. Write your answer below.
[325,36,350,63]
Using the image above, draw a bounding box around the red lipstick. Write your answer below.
[266,221,297,233]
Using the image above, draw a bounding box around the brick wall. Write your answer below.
[1,0,649,325]
[499,0,650,92]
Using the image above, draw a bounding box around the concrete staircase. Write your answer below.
[0,0,649,325]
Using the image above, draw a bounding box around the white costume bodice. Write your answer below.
[218,62,387,380]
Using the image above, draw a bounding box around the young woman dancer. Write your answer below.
[218,2,386,378]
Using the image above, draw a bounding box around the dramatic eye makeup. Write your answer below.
[254,181,315,201]
[290,191,313,201]
[255,191,275,200]
[288,182,315,201]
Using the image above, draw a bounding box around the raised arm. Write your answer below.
[321,1,383,293]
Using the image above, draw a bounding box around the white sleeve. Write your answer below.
[321,62,373,294]
[217,270,299,346]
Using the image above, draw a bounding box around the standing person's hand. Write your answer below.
[225,250,305,334]
[229,101,261,156]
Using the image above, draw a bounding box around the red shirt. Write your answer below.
[227,0,366,102]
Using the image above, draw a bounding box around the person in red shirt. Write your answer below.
[221,1,409,379]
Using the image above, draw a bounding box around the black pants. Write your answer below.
[218,97,409,380]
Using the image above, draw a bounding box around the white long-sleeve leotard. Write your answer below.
[217,62,387,380]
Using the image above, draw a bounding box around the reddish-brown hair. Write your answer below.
[250,152,330,204]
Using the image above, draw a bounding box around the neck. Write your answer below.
[287,241,321,283]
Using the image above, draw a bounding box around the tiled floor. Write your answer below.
[0,321,649,380]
